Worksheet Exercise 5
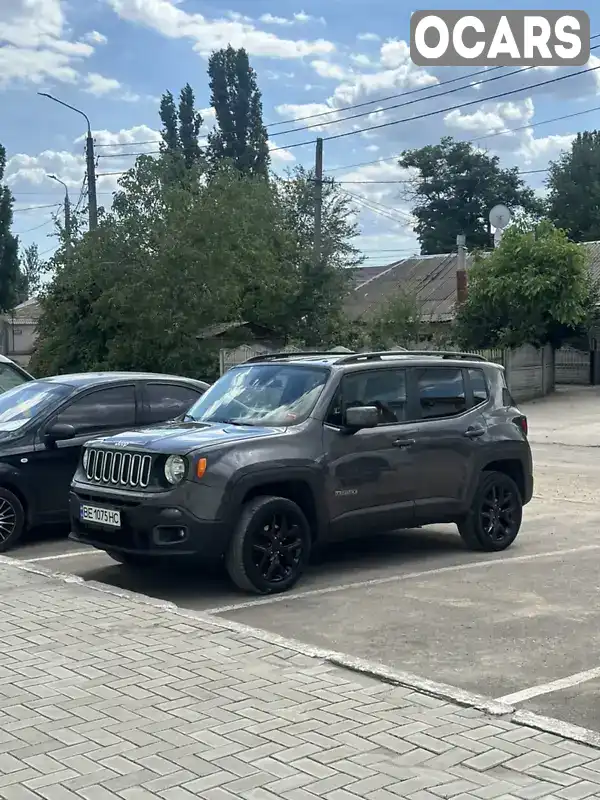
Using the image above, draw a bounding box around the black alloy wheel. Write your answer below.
[226,495,311,594]
[458,471,522,552]
[0,488,25,553]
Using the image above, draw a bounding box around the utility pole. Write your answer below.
[313,137,323,268]
[48,174,71,258]
[456,233,468,305]
[38,92,97,231]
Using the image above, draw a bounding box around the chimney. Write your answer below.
[456,234,468,305]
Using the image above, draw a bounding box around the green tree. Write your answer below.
[276,166,361,345]
[0,144,20,312]
[17,243,46,302]
[159,85,203,170]
[178,83,203,169]
[207,46,270,177]
[366,290,422,349]
[399,137,543,255]
[455,220,596,349]
[547,131,600,242]
[159,90,179,155]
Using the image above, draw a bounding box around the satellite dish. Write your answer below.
[489,204,511,230]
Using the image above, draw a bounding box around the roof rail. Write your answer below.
[337,349,488,364]
[243,350,356,364]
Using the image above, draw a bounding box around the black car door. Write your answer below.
[139,382,206,426]
[31,383,139,522]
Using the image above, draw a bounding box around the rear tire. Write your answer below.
[226,495,311,594]
[0,488,25,553]
[458,470,522,552]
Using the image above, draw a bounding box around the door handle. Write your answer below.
[393,438,415,448]
[464,425,486,439]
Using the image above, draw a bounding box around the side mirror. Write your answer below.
[344,405,379,431]
[44,422,77,446]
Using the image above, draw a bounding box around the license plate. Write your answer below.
[80,504,121,528]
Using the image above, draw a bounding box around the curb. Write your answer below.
[3,555,600,751]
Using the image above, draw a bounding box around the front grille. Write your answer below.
[84,448,152,489]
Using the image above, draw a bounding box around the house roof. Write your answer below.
[345,241,600,322]
[351,265,390,288]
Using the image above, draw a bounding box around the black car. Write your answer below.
[0,372,208,552]
[70,351,533,595]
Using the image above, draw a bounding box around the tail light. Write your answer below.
[513,415,528,436]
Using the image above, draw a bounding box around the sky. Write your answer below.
[3,0,600,270]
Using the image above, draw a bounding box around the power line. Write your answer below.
[97,150,160,160]
[15,216,58,235]
[13,203,61,214]
[94,139,160,149]
[273,61,600,152]
[335,168,549,184]
[267,65,507,128]
[271,65,545,138]
[328,104,600,173]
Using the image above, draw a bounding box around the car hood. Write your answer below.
[89,421,282,454]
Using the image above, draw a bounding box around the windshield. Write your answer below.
[184,364,329,426]
[0,362,32,393]
[0,381,73,432]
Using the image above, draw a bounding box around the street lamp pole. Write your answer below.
[48,174,71,256]
[38,93,98,230]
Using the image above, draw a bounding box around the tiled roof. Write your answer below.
[346,241,600,322]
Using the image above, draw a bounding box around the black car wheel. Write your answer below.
[226,495,311,594]
[458,470,522,552]
[0,488,25,554]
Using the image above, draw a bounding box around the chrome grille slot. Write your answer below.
[83,448,153,490]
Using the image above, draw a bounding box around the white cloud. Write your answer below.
[357,32,380,42]
[0,0,98,87]
[84,72,122,96]
[106,0,335,59]
[83,30,108,45]
[259,11,325,26]
[310,60,347,80]
[268,141,296,163]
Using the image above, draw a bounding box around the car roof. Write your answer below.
[239,352,501,370]
[38,372,210,389]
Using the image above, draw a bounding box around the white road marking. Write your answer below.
[17,550,106,563]
[205,543,600,614]
[498,666,600,705]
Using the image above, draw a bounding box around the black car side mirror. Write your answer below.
[44,422,77,447]
[344,405,379,431]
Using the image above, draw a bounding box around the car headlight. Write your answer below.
[164,455,186,485]
[82,449,89,470]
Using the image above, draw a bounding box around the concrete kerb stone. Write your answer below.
[3,553,600,752]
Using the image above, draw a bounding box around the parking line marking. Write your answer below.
[498,666,600,705]
[18,550,106,563]
[206,543,600,614]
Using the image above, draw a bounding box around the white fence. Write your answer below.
[219,341,555,403]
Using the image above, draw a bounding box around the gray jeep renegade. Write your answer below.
[69,350,533,594]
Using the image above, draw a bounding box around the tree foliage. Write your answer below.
[207,46,270,177]
[455,220,597,350]
[158,84,203,170]
[399,137,543,255]
[30,159,359,377]
[547,131,600,243]
[0,144,21,312]
[17,243,46,302]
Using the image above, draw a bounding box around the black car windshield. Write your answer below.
[184,364,329,426]
[0,381,73,432]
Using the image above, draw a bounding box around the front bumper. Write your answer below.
[69,481,228,559]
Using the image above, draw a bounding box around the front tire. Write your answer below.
[0,488,25,553]
[458,470,522,552]
[226,495,311,594]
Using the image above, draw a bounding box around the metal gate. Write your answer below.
[555,345,590,385]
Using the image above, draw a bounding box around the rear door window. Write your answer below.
[416,367,467,419]
[142,383,205,425]
[468,368,489,407]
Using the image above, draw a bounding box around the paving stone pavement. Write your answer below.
[2,563,600,800]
